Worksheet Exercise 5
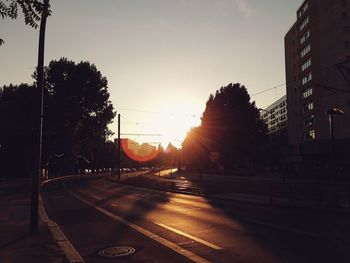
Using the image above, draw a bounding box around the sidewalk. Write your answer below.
[0,191,65,263]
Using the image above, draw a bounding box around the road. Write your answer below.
[42,177,350,263]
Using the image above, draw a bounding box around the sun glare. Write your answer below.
[149,101,202,148]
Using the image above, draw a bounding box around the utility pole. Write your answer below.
[326,108,345,206]
[31,0,49,234]
[117,114,121,180]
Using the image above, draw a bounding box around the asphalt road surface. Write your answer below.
[42,177,350,263]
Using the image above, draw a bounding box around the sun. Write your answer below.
[150,101,202,148]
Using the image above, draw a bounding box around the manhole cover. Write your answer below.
[98,246,136,258]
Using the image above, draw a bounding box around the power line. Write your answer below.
[250,61,345,98]
[117,107,201,118]
[121,133,162,136]
[251,83,286,97]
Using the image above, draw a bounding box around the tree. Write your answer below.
[0,58,116,176]
[0,0,50,45]
[182,83,267,171]
[43,58,116,173]
[0,84,37,176]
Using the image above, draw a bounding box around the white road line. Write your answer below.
[154,222,222,250]
[68,190,212,263]
[91,195,103,200]
[78,190,103,200]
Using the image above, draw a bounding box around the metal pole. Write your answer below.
[31,0,49,234]
[328,113,334,158]
[117,114,121,180]
[328,112,338,205]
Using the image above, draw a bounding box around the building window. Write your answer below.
[300,30,311,45]
[300,43,311,58]
[301,58,312,71]
[304,115,314,127]
[302,87,313,98]
[304,130,316,141]
[301,72,312,85]
[298,2,309,18]
[299,16,309,31]
[303,101,314,112]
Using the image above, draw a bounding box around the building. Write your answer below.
[261,95,288,138]
[285,0,350,158]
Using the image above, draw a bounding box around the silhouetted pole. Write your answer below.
[117,114,121,180]
[326,108,345,206]
[31,0,49,234]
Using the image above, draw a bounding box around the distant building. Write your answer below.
[261,95,288,139]
[114,138,139,152]
[285,0,350,157]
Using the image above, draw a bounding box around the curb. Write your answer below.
[40,176,89,263]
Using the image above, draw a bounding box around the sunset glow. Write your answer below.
[148,100,202,148]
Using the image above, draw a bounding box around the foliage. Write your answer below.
[182,83,267,171]
[0,58,116,177]
[0,84,37,176]
[43,58,116,173]
[0,0,51,45]
[0,0,49,27]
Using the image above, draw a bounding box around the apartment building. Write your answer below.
[261,95,288,138]
[285,0,350,157]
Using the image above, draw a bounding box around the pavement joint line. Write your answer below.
[154,222,222,250]
[39,195,85,263]
[68,189,212,263]
[243,218,319,238]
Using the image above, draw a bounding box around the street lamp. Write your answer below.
[326,107,344,206]
[325,108,344,176]
[326,108,344,151]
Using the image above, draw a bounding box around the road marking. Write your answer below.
[78,190,103,200]
[88,194,102,200]
[68,190,212,263]
[154,222,222,250]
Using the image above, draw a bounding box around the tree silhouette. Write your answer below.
[0,58,116,176]
[0,84,36,176]
[0,0,50,45]
[43,58,116,173]
[182,83,267,171]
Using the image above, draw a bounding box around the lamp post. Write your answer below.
[30,0,50,234]
[326,107,344,205]
[326,108,344,160]
[325,108,344,177]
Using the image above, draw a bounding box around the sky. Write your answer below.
[0,0,303,147]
